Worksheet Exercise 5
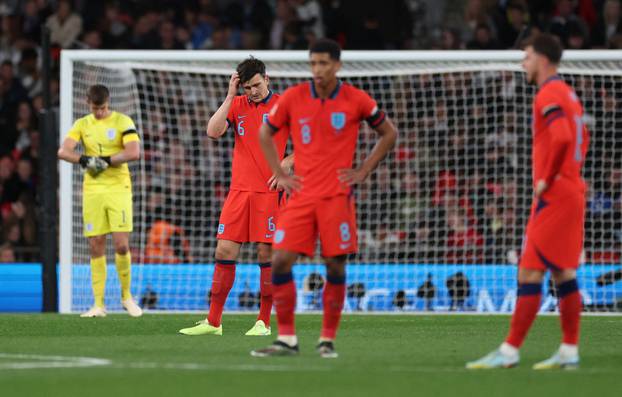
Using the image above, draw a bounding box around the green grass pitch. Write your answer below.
[1,314,621,397]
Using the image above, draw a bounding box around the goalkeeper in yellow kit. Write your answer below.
[58,84,142,317]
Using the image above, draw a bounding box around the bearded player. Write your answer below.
[467,34,589,370]
[251,39,398,358]
[179,57,290,337]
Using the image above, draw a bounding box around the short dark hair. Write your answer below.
[87,84,110,105]
[309,38,341,61]
[527,33,563,64]
[236,57,266,85]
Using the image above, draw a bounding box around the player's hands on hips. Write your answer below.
[227,72,240,98]
[338,167,369,186]
[534,179,548,197]
[268,172,302,194]
[268,157,295,190]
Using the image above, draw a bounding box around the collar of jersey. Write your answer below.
[310,79,342,100]
[247,90,273,105]
[90,111,116,122]
[539,75,562,90]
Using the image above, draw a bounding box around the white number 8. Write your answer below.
[339,222,351,242]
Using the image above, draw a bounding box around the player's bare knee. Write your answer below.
[215,247,237,261]
[256,243,272,263]
[271,251,295,274]
[114,243,129,255]
[271,257,289,273]
[214,240,240,261]
[551,269,577,284]
[517,268,545,284]
[88,236,106,258]
[325,255,347,278]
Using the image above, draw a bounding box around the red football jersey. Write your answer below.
[226,91,289,192]
[266,81,384,198]
[532,76,589,192]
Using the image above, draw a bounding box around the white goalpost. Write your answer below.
[59,50,622,314]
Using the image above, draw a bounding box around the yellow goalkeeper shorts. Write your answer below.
[82,188,133,237]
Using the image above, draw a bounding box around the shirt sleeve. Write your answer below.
[119,114,140,144]
[357,89,386,128]
[226,97,237,130]
[266,89,291,132]
[536,91,573,184]
[66,118,82,141]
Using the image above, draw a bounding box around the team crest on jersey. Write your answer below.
[107,128,116,140]
[263,113,269,123]
[331,112,345,131]
[274,230,285,244]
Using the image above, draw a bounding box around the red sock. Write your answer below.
[257,263,273,326]
[505,283,542,348]
[321,276,346,340]
[272,272,296,336]
[207,261,236,327]
[558,279,581,345]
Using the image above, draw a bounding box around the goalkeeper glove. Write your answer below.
[79,155,109,176]
[78,155,92,169]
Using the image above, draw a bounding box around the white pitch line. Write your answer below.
[114,362,622,374]
[118,361,332,372]
[1,353,619,374]
[0,353,111,370]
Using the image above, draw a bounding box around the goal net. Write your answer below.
[59,51,622,314]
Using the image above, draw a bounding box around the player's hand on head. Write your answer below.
[228,72,240,97]
[337,167,369,186]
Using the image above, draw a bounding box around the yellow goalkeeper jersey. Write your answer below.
[66,111,140,192]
